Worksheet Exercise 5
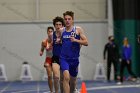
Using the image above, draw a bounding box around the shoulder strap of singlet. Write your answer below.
[63,27,66,32]
[42,39,47,47]
[73,26,76,32]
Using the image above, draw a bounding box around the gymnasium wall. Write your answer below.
[0,0,106,22]
[0,21,108,81]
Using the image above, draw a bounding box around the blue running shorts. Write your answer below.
[60,58,79,77]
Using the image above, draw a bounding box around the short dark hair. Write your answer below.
[53,16,65,26]
[47,26,54,32]
[63,11,74,19]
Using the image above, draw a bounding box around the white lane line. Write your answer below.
[11,89,47,93]
[86,84,140,91]
[0,82,13,93]
[37,81,40,93]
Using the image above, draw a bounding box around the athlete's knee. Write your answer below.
[53,76,59,81]
[48,75,53,80]
[63,76,70,82]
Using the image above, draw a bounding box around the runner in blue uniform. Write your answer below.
[52,16,65,93]
[60,11,88,93]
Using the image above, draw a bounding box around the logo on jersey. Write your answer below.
[71,32,76,37]
[63,32,76,38]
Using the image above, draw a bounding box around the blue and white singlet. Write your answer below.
[60,26,80,59]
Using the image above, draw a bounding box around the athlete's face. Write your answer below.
[54,22,63,31]
[64,15,73,27]
[123,37,128,46]
[47,29,53,36]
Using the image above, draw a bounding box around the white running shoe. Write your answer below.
[74,88,80,93]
